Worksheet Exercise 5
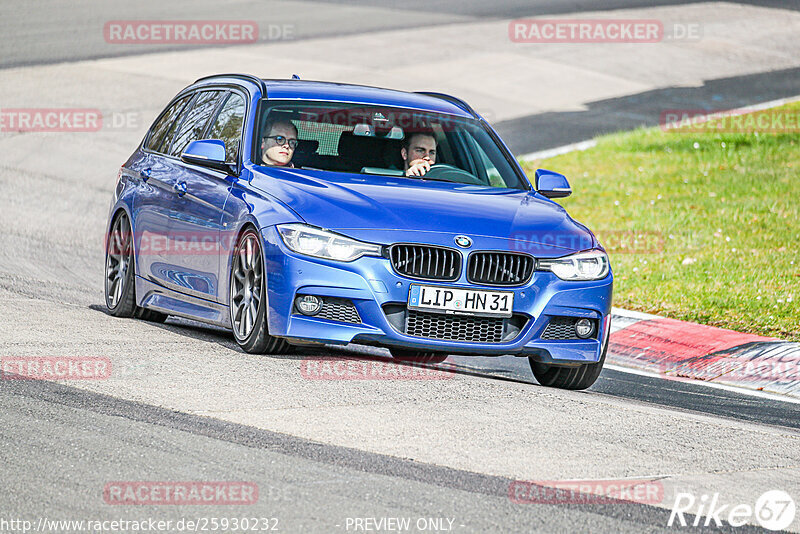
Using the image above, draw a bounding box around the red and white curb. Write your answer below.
[608,308,800,399]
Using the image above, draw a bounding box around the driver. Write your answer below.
[401,131,437,177]
[261,119,298,167]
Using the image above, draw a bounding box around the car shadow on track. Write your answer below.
[88,303,540,386]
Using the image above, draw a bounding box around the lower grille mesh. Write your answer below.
[541,317,580,340]
[315,298,361,324]
[405,310,505,343]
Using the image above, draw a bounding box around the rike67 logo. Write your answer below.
[669,490,796,531]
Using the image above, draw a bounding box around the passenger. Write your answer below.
[401,131,437,177]
[261,119,298,167]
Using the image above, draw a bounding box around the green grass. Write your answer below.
[521,102,800,340]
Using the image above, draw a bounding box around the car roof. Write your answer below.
[192,74,476,118]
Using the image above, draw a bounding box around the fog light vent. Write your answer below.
[541,316,597,340]
[294,296,362,324]
[295,295,322,315]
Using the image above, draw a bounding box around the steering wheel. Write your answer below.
[420,164,484,185]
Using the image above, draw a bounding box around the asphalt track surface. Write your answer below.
[3,0,796,69]
[2,1,800,532]
[0,372,780,534]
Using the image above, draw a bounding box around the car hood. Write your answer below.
[252,167,595,252]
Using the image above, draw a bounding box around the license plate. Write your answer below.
[408,284,514,318]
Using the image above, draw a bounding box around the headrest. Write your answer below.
[295,139,319,154]
[337,132,374,157]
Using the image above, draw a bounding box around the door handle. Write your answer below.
[139,168,151,181]
[173,181,187,197]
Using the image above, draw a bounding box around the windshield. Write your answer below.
[255,100,529,190]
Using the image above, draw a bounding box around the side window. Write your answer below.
[145,94,192,153]
[167,91,224,157]
[207,93,246,163]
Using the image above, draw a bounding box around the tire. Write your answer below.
[529,330,608,390]
[389,347,448,364]
[105,211,170,322]
[105,212,137,317]
[229,227,290,354]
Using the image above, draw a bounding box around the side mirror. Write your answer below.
[535,168,572,198]
[181,139,232,174]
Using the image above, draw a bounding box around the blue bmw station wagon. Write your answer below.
[105,74,613,389]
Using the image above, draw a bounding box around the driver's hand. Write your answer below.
[406,158,432,177]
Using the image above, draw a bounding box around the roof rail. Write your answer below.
[193,73,267,95]
[415,91,479,118]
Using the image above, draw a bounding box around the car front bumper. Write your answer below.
[262,227,613,364]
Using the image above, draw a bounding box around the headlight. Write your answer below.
[537,250,610,281]
[276,223,383,262]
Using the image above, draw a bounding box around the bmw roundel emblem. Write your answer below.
[454,235,472,248]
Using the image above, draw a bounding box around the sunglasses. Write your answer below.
[264,135,298,149]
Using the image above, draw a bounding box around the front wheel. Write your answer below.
[229,228,289,354]
[389,348,448,364]
[529,333,608,390]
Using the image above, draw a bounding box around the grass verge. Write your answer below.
[521,102,799,340]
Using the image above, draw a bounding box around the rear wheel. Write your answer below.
[104,211,169,322]
[229,228,289,354]
[529,332,608,390]
[105,212,136,317]
[389,348,448,364]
